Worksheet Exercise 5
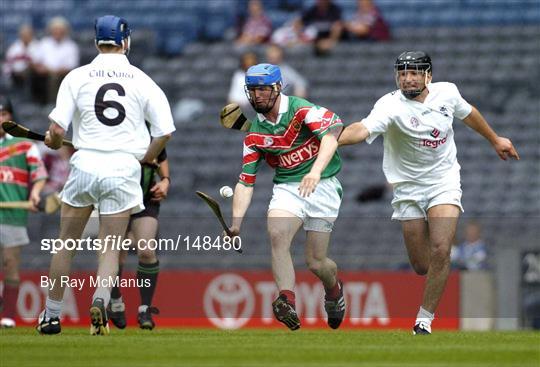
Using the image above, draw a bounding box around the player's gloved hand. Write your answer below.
[150,178,169,202]
[299,171,321,198]
[492,136,520,161]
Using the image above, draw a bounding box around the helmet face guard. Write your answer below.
[394,51,432,99]
[244,63,283,114]
[244,84,281,114]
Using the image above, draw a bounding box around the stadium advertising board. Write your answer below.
[3,271,459,329]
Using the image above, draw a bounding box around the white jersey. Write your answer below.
[363,82,472,185]
[49,53,175,160]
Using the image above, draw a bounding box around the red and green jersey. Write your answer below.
[239,95,342,186]
[0,136,48,226]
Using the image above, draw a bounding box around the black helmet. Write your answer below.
[394,51,432,99]
[0,95,13,115]
[394,51,432,73]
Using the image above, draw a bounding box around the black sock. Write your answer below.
[137,261,159,307]
[111,265,123,299]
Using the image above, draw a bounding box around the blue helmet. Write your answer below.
[95,15,131,48]
[245,63,282,87]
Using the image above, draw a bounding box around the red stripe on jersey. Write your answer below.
[0,141,34,162]
[242,151,261,166]
[276,136,320,169]
[306,110,340,133]
[239,173,256,185]
[0,167,29,186]
[30,166,48,182]
[26,156,41,165]
[244,107,311,149]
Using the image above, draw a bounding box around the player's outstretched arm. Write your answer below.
[229,183,254,235]
[299,130,340,197]
[462,106,520,161]
[338,121,370,146]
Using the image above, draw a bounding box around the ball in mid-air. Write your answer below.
[219,186,233,198]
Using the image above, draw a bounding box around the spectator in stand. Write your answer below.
[235,0,273,47]
[265,44,308,98]
[31,17,79,105]
[228,51,259,112]
[3,24,40,90]
[451,221,489,271]
[296,0,343,56]
[271,19,313,48]
[345,0,390,42]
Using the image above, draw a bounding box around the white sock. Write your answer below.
[138,305,148,313]
[45,297,63,319]
[92,287,110,307]
[111,296,123,304]
[415,306,435,325]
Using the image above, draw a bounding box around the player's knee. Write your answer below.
[267,228,290,248]
[430,240,452,261]
[306,258,324,274]
[2,255,18,273]
[3,256,19,276]
[138,249,157,263]
[410,261,429,275]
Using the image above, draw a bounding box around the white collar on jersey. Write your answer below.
[257,94,289,125]
[92,53,130,64]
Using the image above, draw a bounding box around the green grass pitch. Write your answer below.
[1,328,538,367]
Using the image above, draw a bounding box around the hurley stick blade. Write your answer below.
[1,121,74,148]
[220,103,251,131]
[195,191,242,253]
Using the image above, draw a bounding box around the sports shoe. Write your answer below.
[1,317,16,328]
[413,321,432,335]
[137,306,159,330]
[107,301,127,329]
[272,294,300,331]
[36,311,61,334]
[324,280,345,329]
[89,298,109,335]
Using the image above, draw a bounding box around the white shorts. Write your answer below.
[61,150,144,215]
[391,181,463,221]
[0,224,29,248]
[268,176,342,232]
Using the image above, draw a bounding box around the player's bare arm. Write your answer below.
[150,159,170,202]
[338,121,370,146]
[299,127,342,198]
[28,179,46,212]
[462,106,520,160]
[141,134,171,164]
[229,183,254,236]
[44,121,66,150]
